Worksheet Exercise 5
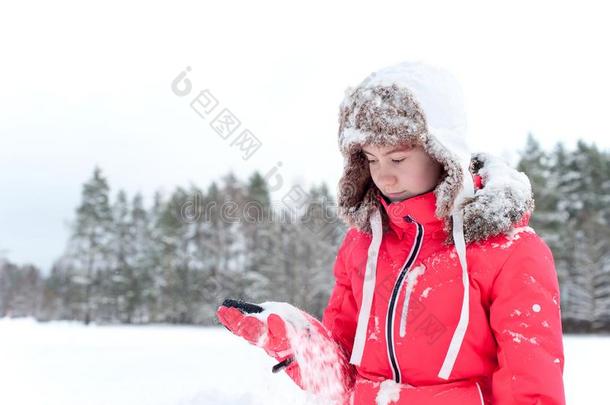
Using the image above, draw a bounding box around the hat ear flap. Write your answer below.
[338,148,377,230]
[338,149,370,210]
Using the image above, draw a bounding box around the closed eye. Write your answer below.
[392,158,405,164]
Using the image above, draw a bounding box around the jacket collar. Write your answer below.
[375,189,446,240]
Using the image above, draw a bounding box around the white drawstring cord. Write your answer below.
[350,209,383,366]
[438,164,475,380]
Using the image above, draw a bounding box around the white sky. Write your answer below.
[1,0,608,273]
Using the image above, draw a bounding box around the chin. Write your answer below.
[386,192,410,202]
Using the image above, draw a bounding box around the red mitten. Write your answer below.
[216,299,354,402]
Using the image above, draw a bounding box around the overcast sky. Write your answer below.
[1,0,608,273]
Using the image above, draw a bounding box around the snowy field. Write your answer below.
[0,318,605,404]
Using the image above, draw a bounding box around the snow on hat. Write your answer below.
[336,61,530,380]
[337,60,473,237]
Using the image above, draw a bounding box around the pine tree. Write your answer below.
[0,260,43,317]
[147,190,167,322]
[517,133,549,192]
[156,187,193,323]
[130,192,155,323]
[294,183,345,318]
[193,182,225,321]
[242,171,274,302]
[217,173,248,301]
[62,166,114,324]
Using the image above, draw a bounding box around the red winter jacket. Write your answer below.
[322,190,565,404]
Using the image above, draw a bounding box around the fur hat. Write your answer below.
[336,61,534,243]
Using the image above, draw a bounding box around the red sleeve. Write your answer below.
[322,230,359,359]
[489,233,566,405]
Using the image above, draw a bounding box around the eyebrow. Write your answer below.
[362,147,411,157]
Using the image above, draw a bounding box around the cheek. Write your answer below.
[401,162,437,187]
[368,166,382,185]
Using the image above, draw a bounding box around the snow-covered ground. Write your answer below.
[0,317,605,404]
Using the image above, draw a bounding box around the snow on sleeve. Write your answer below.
[491,226,536,249]
[488,234,565,405]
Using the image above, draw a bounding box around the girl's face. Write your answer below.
[362,143,443,202]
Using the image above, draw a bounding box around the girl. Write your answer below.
[217,61,566,404]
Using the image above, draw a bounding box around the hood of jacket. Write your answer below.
[336,61,534,243]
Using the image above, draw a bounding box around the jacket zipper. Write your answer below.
[385,215,424,383]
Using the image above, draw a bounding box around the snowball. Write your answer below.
[376,380,401,405]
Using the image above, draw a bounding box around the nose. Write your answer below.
[377,172,396,189]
